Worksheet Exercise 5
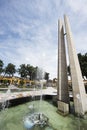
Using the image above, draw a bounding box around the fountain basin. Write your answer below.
[0,100,87,130]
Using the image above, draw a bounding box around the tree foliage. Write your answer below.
[26,64,37,80]
[78,53,87,78]
[0,59,4,75]
[18,64,27,78]
[18,64,38,80]
[44,72,49,81]
[5,63,16,77]
[0,59,50,80]
[67,53,87,78]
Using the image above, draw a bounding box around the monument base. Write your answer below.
[57,101,69,116]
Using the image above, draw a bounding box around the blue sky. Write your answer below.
[0,0,87,79]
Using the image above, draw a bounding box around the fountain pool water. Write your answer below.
[23,74,49,129]
[23,112,48,129]
[0,100,87,130]
[0,100,55,130]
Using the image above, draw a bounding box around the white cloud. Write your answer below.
[0,0,87,79]
[0,22,57,78]
[67,0,87,16]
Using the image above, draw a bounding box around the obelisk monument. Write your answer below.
[58,15,87,116]
[58,19,69,114]
[64,15,87,115]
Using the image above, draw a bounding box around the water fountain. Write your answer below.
[0,85,11,110]
[23,68,49,129]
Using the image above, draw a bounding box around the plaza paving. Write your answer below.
[0,87,57,103]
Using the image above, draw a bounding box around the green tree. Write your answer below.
[78,53,87,78]
[0,59,4,75]
[5,63,16,77]
[32,66,38,80]
[18,64,27,78]
[68,53,87,79]
[44,72,49,87]
[44,72,49,81]
[26,64,37,80]
[18,64,37,80]
[18,64,50,81]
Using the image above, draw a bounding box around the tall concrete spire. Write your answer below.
[57,19,69,114]
[58,19,69,103]
[64,15,87,115]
